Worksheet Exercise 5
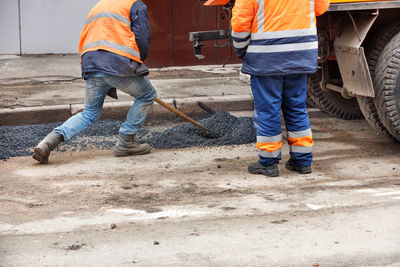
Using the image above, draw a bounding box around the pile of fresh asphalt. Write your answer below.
[0,111,256,160]
[145,111,256,149]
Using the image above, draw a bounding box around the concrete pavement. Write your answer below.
[1,111,400,266]
[2,55,400,266]
[0,54,252,125]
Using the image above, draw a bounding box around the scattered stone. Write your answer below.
[26,203,44,208]
[121,185,132,190]
[153,240,160,245]
[0,119,122,159]
[271,219,289,224]
[65,243,86,251]
[110,223,116,229]
[221,207,236,211]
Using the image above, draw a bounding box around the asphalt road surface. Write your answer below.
[1,110,400,266]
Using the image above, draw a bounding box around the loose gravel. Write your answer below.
[0,111,256,160]
[146,111,256,149]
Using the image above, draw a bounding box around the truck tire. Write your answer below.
[308,72,363,120]
[357,96,390,136]
[374,31,400,141]
[356,22,400,137]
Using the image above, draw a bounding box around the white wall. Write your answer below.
[0,0,98,54]
[0,0,20,54]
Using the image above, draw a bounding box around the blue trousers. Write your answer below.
[54,73,156,141]
[251,74,313,167]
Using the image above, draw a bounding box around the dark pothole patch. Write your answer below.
[0,112,255,160]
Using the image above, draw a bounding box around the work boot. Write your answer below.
[285,158,312,174]
[115,133,151,157]
[248,162,279,177]
[33,131,63,164]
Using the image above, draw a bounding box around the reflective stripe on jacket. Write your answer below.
[79,0,142,63]
[231,0,329,76]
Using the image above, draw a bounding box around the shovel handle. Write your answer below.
[155,97,211,135]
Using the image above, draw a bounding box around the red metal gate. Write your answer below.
[144,0,238,67]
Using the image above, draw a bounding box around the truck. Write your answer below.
[190,0,400,142]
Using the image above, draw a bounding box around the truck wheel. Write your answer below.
[308,72,363,120]
[357,22,400,137]
[374,31,400,141]
[357,97,391,136]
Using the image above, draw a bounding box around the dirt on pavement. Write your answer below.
[1,110,400,266]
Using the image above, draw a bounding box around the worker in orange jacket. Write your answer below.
[231,0,330,176]
[33,0,156,163]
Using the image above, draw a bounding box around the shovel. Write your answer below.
[155,97,212,137]
[106,89,212,137]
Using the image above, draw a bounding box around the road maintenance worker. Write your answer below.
[33,0,156,163]
[231,0,330,176]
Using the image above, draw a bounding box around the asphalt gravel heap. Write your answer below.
[145,111,256,149]
[0,111,256,160]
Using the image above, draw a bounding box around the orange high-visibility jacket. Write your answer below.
[79,0,142,63]
[231,0,330,76]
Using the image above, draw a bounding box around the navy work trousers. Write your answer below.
[251,74,313,167]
